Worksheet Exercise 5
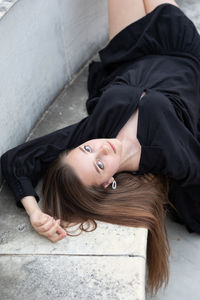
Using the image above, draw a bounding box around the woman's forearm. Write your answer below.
[21,196,41,216]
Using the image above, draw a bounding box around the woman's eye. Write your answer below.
[84,145,92,152]
[97,160,104,170]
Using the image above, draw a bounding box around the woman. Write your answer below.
[1,0,200,295]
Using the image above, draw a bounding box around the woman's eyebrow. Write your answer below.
[78,147,100,174]
[78,147,85,154]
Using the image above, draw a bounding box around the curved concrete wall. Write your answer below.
[0,0,108,182]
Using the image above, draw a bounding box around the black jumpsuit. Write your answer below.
[1,4,200,233]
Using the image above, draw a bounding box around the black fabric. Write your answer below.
[1,4,200,233]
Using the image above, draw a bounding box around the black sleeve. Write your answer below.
[1,119,87,208]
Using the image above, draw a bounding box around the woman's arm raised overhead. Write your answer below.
[1,120,87,208]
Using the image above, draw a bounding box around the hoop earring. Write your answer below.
[112,180,117,190]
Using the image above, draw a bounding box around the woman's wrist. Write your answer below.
[21,196,41,216]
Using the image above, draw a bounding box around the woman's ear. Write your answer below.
[103,177,114,189]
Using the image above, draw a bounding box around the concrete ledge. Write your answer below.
[0,256,146,300]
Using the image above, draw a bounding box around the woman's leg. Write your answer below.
[143,0,179,14]
[108,0,146,40]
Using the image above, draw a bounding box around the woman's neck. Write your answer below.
[116,108,141,172]
[117,136,141,172]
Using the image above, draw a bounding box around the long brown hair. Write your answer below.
[42,149,171,296]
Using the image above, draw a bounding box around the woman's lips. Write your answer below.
[107,141,116,153]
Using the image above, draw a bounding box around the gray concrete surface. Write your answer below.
[0,0,108,184]
[0,56,147,300]
[0,256,145,300]
[147,218,200,300]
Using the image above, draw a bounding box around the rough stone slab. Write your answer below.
[0,255,146,300]
[0,216,147,256]
[0,183,147,256]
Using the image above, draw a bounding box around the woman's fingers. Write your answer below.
[41,219,67,242]
[50,234,66,243]
[31,212,50,227]
[55,220,68,236]
[46,220,63,237]
[50,228,67,243]
[37,217,55,232]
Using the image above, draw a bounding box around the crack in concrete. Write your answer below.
[0,253,145,259]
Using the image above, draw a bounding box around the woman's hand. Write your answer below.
[21,196,67,243]
[30,210,67,242]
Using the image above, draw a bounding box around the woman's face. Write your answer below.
[65,138,122,187]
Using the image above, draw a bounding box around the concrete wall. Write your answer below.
[0,0,108,183]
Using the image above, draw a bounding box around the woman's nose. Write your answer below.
[100,144,110,155]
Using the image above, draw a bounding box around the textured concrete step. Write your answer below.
[0,256,146,300]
